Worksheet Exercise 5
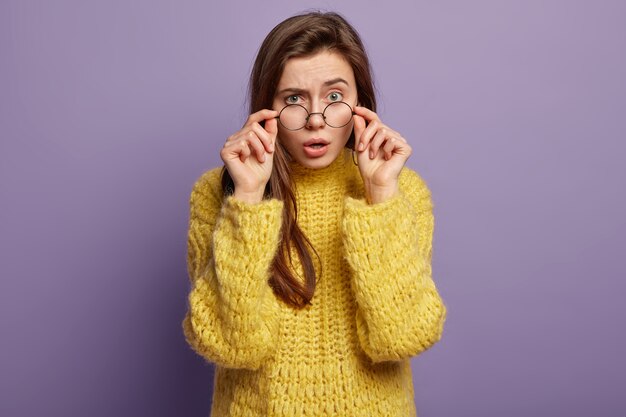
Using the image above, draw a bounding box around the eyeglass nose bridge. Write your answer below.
[304,111,326,125]
[273,109,326,125]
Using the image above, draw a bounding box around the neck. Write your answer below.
[289,149,351,185]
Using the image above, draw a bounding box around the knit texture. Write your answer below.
[182,148,446,417]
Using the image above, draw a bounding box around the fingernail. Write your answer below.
[369,150,374,159]
[358,142,364,151]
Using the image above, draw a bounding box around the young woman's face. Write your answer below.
[273,50,358,169]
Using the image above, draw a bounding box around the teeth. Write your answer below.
[309,143,325,148]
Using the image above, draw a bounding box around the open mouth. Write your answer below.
[303,140,330,157]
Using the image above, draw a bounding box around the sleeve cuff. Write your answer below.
[343,192,415,245]
[220,196,284,243]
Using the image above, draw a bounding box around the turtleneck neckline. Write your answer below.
[289,148,352,184]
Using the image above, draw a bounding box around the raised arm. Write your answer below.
[181,168,283,369]
[342,168,446,362]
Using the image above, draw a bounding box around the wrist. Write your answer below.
[233,189,265,204]
[365,184,399,204]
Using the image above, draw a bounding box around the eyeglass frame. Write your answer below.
[274,101,356,131]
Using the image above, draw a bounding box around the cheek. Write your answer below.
[277,127,292,142]
[338,122,354,144]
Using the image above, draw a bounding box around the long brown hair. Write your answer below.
[221,11,377,308]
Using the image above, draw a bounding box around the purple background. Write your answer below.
[1,1,625,416]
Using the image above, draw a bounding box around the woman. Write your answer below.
[182,11,446,417]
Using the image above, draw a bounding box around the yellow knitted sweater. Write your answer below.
[182,149,446,417]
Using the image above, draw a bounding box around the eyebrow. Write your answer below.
[277,78,350,95]
[323,77,349,87]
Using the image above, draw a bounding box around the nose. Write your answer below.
[306,108,326,129]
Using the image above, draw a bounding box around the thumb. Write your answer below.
[353,115,366,149]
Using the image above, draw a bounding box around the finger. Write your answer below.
[358,120,380,152]
[369,128,389,159]
[385,137,412,159]
[354,106,381,123]
[263,117,278,150]
[244,109,279,127]
[250,123,274,153]
[237,140,251,163]
[353,115,366,150]
[224,133,238,147]
[381,137,400,160]
[221,135,245,157]
[245,131,267,163]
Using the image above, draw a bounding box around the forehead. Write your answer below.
[277,50,355,89]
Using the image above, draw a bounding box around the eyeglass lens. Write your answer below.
[278,102,353,131]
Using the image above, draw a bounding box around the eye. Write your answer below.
[328,92,343,102]
[286,95,300,104]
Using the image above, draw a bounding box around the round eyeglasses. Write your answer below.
[275,101,356,131]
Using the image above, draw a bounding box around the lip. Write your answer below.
[302,140,330,158]
[304,138,330,146]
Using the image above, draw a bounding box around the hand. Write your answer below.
[353,106,412,204]
[220,109,278,203]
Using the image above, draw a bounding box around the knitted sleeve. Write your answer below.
[181,168,283,370]
[342,168,447,363]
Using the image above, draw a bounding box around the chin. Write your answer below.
[294,151,338,169]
